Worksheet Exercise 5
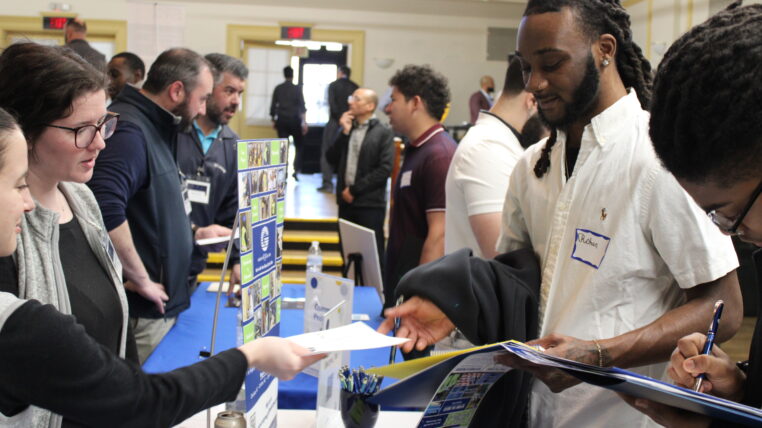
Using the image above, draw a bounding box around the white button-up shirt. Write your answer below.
[497,90,739,428]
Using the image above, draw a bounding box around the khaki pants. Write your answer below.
[130,316,177,364]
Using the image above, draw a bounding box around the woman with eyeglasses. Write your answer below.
[0,107,322,427]
[0,43,133,427]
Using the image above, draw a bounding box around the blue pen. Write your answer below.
[694,300,724,392]
[388,296,404,364]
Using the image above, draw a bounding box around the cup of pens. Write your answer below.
[339,365,382,428]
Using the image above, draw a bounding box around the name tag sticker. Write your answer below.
[400,170,412,188]
[186,178,211,205]
[571,228,611,269]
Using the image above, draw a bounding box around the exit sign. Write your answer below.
[43,16,69,30]
[280,26,311,40]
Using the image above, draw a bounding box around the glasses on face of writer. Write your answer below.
[707,180,762,236]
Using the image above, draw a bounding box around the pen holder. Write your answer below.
[340,390,379,428]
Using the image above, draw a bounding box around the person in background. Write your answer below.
[468,75,495,124]
[88,48,226,363]
[326,88,394,267]
[0,41,132,428]
[64,18,106,73]
[0,107,323,427]
[383,64,456,339]
[270,66,307,180]
[107,52,145,101]
[176,53,247,292]
[438,55,538,352]
[445,55,536,260]
[381,1,742,426]
[319,65,358,193]
[620,3,762,427]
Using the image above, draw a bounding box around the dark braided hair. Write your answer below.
[650,1,762,187]
[526,0,653,178]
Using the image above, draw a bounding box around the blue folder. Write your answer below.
[501,342,762,427]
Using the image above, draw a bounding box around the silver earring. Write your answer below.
[602,59,610,67]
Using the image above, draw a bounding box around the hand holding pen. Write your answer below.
[378,296,456,354]
[693,300,724,392]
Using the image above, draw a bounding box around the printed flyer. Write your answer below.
[237,138,289,427]
[417,351,510,428]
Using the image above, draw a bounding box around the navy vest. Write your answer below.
[109,89,193,319]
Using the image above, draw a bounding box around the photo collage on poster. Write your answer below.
[237,138,288,341]
[237,138,288,411]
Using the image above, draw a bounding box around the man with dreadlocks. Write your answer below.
[617,2,762,427]
[381,1,742,426]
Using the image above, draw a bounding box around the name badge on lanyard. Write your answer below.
[186,175,211,205]
[571,228,611,269]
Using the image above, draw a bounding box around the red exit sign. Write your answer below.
[43,16,69,30]
[280,26,311,40]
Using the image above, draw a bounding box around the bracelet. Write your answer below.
[592,339,604,367]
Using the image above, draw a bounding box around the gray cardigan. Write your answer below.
[7,182,128,428]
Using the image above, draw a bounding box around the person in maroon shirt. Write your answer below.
[383,65,456,345]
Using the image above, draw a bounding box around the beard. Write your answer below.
[173,97,196,132]
[537,52,600,129]
[205,98,236,126]
[205,99,224,126]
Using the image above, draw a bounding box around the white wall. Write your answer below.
[2,0,522,125]
[626,0,761,67]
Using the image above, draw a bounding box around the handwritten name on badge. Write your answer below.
[571,228,611,269]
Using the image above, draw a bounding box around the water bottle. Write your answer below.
[306,240,322,273]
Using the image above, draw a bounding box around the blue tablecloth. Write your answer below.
[143,283,401,409]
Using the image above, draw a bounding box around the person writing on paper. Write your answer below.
[381,1,742,426]
[0,105,323,427]
[617,3,762,427]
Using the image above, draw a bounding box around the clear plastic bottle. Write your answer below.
[306,240,322,273]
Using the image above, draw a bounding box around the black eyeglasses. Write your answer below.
[708,179,762,236]
[45,112,119,149]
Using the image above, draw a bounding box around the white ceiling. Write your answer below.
[176,0,529,19]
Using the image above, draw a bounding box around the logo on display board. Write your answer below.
[311,277,319,289]
[260,227,270,251]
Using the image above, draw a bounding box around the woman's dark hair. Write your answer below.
[527,0,653,178]
[0,107,20,171]
[389,64,450,121]
[650,1,762,186]
[0,42,107,146]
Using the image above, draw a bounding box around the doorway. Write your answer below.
[225,25,365,143]
[298,45,348,173]
[0,15,126,57]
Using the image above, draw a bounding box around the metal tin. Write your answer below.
[214,411,246,428]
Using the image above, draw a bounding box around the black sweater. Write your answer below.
[0,299,246,427]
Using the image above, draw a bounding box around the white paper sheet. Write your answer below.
[287,322,409,355]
